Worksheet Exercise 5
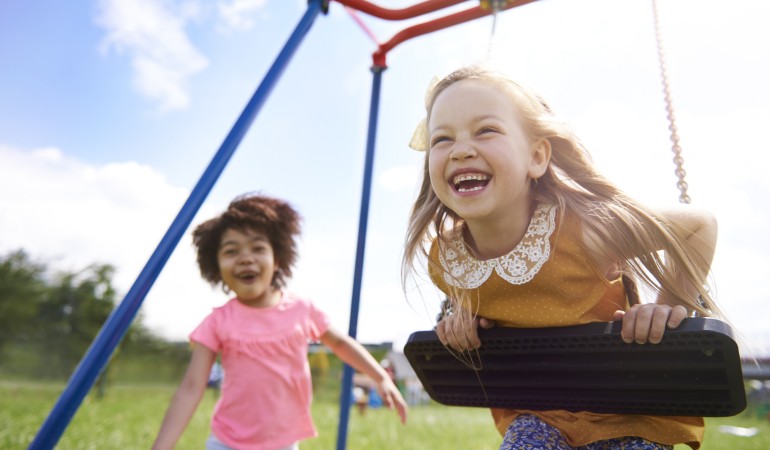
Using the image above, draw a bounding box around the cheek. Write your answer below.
[217,256,238,275]
[427,154,444,188]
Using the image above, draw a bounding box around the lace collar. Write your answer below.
[438,204,557,289]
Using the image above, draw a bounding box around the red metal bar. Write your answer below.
[333,0,467,21]
[372,0,539,67]
[345,6,381,44]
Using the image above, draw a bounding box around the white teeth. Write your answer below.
[453,174,489,184]
[452,173,489,192]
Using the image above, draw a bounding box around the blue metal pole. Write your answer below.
[335,65,385,450]
[28,2,325,448]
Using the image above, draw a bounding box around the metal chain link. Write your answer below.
[652,0,690,204]
[485,0,506,59]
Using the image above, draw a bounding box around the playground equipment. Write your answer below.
[29,1,539,449]
[405,318,746,416]
[29,0,723,448]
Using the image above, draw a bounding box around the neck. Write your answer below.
[464,203,534,260]
[238,288,281,308]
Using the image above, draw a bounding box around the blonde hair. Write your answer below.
[402,65,720,320]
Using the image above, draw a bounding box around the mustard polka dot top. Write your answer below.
[428,204,704,449]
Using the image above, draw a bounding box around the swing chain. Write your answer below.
[483,0,506,59]
[652,0,690,204]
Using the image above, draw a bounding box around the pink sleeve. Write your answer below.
[189,312,221,353]
[306,300,331,341]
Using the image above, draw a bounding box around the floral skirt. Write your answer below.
[500,414,673,450]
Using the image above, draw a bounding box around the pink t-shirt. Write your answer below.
[190,291,330,450]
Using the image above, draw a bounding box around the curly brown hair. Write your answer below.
[192,193,301,289]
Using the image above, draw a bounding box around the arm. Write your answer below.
[653,205,718,305]
[320,326,408,424]
[614,205,718,344]
[151,344,217,450]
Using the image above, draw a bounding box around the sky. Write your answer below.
[1,0,768,356]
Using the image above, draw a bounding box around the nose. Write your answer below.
[237,250,255,264]
[450,141,476,160]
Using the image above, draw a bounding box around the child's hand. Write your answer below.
[435,311,495,351]
[375,378,408,424]
[613,303,688,344]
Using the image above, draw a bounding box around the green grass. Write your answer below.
[682,413,770,450]
[2,381,768,449]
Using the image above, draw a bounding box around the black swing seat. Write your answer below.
[404,318,746,417]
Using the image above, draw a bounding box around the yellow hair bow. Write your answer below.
[408,76,440,152]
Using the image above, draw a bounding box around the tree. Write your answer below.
[0,250,46,352]
[0,248,190,384]
[37,264,118,378]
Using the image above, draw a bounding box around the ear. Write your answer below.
[528,138,552,179]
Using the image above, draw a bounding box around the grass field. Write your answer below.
[2,381,768,449]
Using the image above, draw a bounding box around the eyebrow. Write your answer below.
[430,114,502,132]
[219,235,268,249]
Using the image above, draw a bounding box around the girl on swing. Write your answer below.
[402,65,723,450]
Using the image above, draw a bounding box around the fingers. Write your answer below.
[620,304,688,344]
[621,303,667,344]
[378,383,408,424]
[394,391,408,424]
[667,305,688,328]
[478,318,496,329]
[619,306,638,343]
[435,314,481,351]
[436,320,446,343]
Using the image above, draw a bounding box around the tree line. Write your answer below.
[0,249,189,383]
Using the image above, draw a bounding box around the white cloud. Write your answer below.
[0,144,225,340]
[0,145,186,266]
[217,0,268,32]
[95,0,208,112]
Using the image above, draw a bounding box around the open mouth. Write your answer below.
[237,272,259,281]
[452,173,490,193]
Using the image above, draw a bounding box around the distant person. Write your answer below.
[352,385,369,416]
[207,361,223,396]
[152,194,407,450]
[405,377,423,407]
[402,65,727,450]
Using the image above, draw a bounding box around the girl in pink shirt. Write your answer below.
[152,194,407,450]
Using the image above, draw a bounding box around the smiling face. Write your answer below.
[427,79,546,229]
[217,227,279,307]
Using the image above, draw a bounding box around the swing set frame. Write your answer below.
[29,1,730,449]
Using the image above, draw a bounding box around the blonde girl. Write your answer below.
[402,65,722,450]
